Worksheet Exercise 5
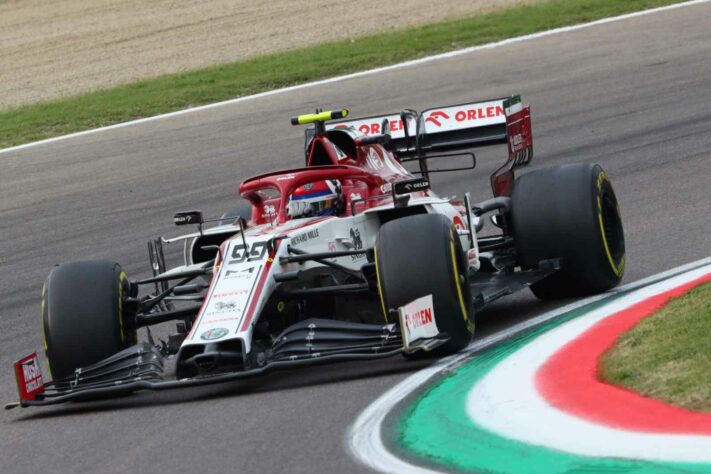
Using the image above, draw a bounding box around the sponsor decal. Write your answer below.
[350,228,363,250]
[224,265,257,279]
[291,228,319,245]
[213,289,249,299]
[173,210,203,226]
[304,183,314,191]
[276,174,295,181]
[328,241,337,252]
[203,299,243,319]
[213,301,239,312]
[261,203,277,220]
[511,133,525,148]
[205,317,240,323]
[366,148,384,170]
[423,104,505,131]
[455,106,504,122]
[393,177,430,195]
[504,96,532,168]
[200,327,229,341]
[356,119,411,135]
[327,100,506,140]
[14,353,44,401]
[350,228,366,261]
[406,306,434,329]
[425,111,450,127]
[327,114,413,137]
[453,215,465,231]
[398,294,439,350]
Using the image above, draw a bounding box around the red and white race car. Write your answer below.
[8,96,625,408]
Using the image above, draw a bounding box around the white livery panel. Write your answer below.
[327,99,506,138]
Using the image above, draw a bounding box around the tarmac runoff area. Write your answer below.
[350,259,711,473]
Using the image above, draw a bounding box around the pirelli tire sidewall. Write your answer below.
[375,213,474,356]
[511,163,625,298]
[42,260,135,380]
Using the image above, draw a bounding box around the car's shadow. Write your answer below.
[12,292,568,422]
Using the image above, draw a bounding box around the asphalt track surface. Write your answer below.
[1,4,710,473]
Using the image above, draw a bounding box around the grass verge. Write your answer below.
[601,281,711,413]
[0,0,690,149]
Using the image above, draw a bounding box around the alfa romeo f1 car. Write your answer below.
[7,95,626,408]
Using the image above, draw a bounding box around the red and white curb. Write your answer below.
[467,264,711,462]
[347,257,711,473]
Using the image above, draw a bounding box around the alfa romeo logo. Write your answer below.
[200,327,229,341]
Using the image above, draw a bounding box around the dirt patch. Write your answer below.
[0,0,538,110]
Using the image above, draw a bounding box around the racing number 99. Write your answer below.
[230,241,268,263]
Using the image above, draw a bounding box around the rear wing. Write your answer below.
[327,96,532,196]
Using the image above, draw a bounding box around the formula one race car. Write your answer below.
[8,96,626,408]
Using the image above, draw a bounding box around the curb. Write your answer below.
[348,257,711,473]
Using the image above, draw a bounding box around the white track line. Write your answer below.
[346,257,711,473]
[468,265,711,462]
[2,0,709,156]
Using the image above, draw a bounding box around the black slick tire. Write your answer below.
[511,163,625,299]
[375,213,474,356]
[42,260,135,379]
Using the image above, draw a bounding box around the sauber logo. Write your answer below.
[425,111,450,127]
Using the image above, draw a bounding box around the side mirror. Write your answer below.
[174,210,203,226]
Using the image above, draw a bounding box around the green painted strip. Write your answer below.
[391,296,711,473]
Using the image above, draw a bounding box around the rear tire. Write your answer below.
[42,260,135,379]
[511,163,625,299]
[375,214,474,356]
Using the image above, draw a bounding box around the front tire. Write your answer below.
[375,214,474,356]
[511,163,625,299]
[42,260,135,379]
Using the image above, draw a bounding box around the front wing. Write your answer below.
[7,309,448,409]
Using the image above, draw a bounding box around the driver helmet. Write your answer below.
[287,180,342,218]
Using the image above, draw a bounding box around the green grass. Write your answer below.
[601,281,711,413]
[0,0,689,149]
